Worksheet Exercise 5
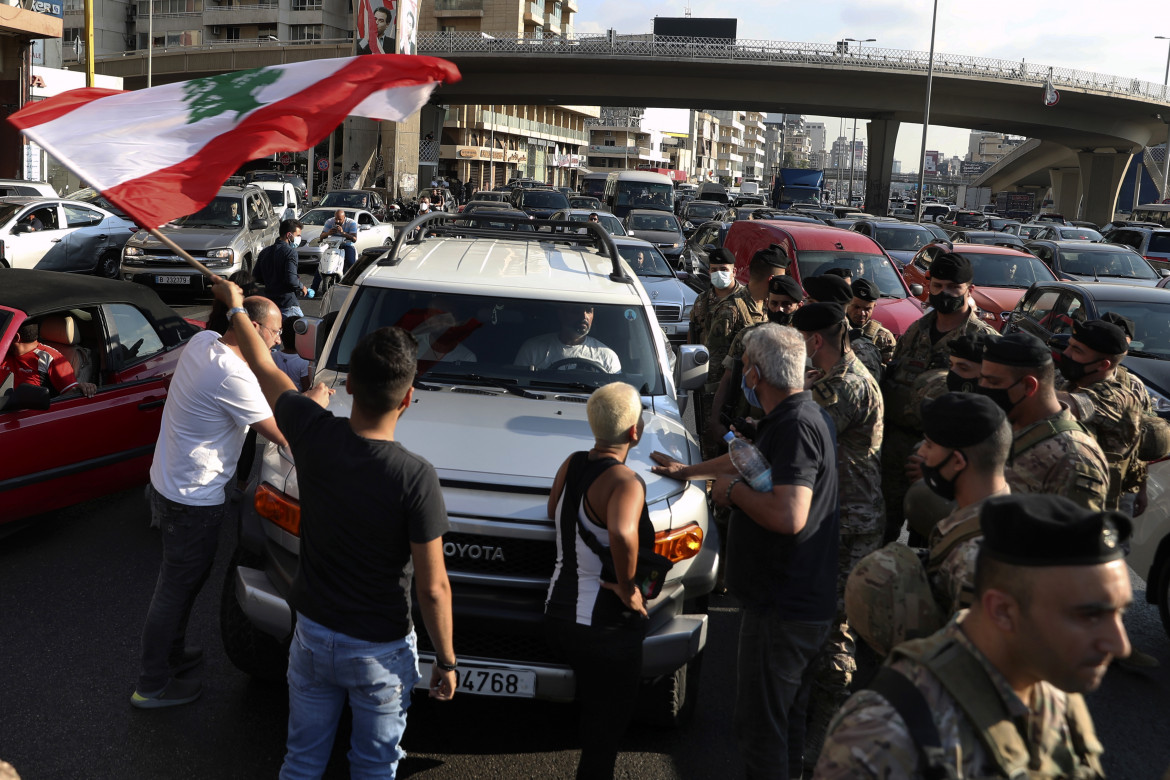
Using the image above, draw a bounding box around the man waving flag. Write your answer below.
[9,55,459,230]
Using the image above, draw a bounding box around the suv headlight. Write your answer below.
[123,246,143,257]
[205,248,235,268]
[1146,384,1170,415]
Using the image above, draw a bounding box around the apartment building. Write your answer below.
[967,131,1024,164]
[689,110,720,183]
[741,111,766,181]
[710,110,745,185]
[424,0,574,38]
[585,107,672,174]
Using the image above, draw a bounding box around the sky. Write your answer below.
[574,1,1170,170]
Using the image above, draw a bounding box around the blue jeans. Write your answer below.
[138,484,225,692]
[280,614,422,780]
[735,610,832,780]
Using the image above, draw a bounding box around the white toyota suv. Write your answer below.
[221,213,717,725]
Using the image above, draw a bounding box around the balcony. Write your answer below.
[203,1,278,26]
[718,134,741,146]
[588,144,652,157]
[524,0,541,24]
[718,152,744,163]
[433,0,484,17]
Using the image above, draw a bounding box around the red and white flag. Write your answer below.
[9,54,459,229]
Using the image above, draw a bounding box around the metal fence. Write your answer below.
[414,32,1170,104]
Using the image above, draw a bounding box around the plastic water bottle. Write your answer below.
[723,432,772,492]
[306,288,316,299]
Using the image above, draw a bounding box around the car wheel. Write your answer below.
[96,249,120,279]
[635,651,703,729]
[219,546,290,682]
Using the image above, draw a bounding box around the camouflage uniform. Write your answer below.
[1005,408,1110,511]
[882,309,997,542]
[689,285,764,459]
[1118,366,1156,506]
[805,353,886,767]
[814,616,1106,779]
[1061,371,1147,510]
[852,318,897,364]
[925,489,1009,617]
[904,367,949,432]
[721,320,769,421]
[849,336,883,382]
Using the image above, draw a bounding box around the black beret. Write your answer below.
[1100,311,1135,341]
[708,247,736,267]
[768,275,804,300]
[803,274,854,304]
[948,332,989,363]
[752,245,790,269]
[792,302,845,332]
[1072,319,1129,356]
[982,330,1052,367]
[823,267,852,279]
[920,392,1006,449]
[852,278,880,302]
[979,494,1131,567]
[929,252,974,283]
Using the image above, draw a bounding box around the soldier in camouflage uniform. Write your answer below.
[978,331,1110,511]
[816,494,1129,780]
[688,247,764,460]
[1055,319,1144,511]
[791,302,886,771]
[803,274,883,381]
[904,332,987,431]
[847,278,897,364]
[881,253,997,544]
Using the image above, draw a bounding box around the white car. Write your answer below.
[248,181,299,221]
[295,207,394,266]
[0,196,138,277]
[1129,457,1170,638]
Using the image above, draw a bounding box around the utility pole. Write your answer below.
[85,0,95,87]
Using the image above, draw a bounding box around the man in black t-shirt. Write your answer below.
[212,278,456,779]
[651,322,839,779]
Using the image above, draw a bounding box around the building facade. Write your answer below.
[689,110,721,183]
[967,131,1024,164]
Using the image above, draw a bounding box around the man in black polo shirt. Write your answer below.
[652,322,839,779]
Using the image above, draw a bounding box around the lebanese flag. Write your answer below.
[9,54,459,229]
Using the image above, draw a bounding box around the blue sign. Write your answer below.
[28,0,63,19]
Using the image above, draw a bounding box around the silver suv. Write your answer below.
[221,213,717,726]
[119,186,279,294]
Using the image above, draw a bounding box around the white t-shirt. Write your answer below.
[272,349,311,389]
[514,333,621,373]
[150,330,273,506]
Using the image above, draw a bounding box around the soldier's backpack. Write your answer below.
[867,633,1105,779]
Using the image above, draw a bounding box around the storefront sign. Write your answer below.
[457,146,479,159]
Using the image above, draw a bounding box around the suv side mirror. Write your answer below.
[250,217,269,230]
[1,384,51,412]
[675,345,710,392]
[293,316,321,361]
[909,283,924,296]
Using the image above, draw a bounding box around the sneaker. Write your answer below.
[130,677,202,709]
[170,646,204,676]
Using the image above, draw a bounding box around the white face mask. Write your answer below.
[711,270,734,289]
[290,236,302,248]
[419,202,430,212]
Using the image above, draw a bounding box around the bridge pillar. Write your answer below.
[864,118,900,215]
[1076,149,1133,225]
[1048,168,1082,217]
[379,112,422,201]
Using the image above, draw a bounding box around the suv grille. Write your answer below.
[653,303,682,322]
[417,624,556,664]
[442,531,555,580]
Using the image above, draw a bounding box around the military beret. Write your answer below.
[823,267,852,280]
[768,274,804,300]
[1100,311,1135,341]
[920,392,1006,449]
[979,493,1131,567]
[802,273,854,304]
[708,247,736,267]
[792,302,845,332]
[852,278,881,302]
[752,245,790,269]
[948,332,989,363]
[1072,319,1129,356]
[929,252,974,283]
[982,330,1051,367]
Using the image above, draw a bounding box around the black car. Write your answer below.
[679,200,727,236]
[850,220,940,267]
[1007,281,1170,417]
[682,220,732,282]
[515,188,570,220]
[955,231,1028,250]
[1102,226,1170,273]
[1026,241,1164,286]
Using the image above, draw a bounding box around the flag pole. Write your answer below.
[147,227,219,278]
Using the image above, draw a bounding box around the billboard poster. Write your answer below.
[397,0,418,55]
[924,150,939,177]
[353,0,418,56]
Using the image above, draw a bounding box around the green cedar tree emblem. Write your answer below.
[182,67,283,124]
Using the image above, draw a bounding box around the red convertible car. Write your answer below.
[0,270,200,528]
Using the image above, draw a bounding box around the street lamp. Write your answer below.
[915,1,939,223]
[844,37,876,58]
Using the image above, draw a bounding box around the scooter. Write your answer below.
[316,235,347,296]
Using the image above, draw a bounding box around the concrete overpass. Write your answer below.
[93,32,1170,224]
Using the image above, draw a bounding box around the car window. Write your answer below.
[1022,290,1063,327]
[174,196,244,228]
[957,251,1056,288]
[1149,233,1170,254]
[1108,230,1140,249]
[64,205,104,228]
[107,303,164,365]
[873,226,934,252]
[19,206,60,230]
[628,214,678,232]
[694,225,718,250]
[797,251,907,299]
[1031,245,1053,263]
[1058,228,1102,241]
[1061,249,1157,279]
[358,213,374,226]
[617,244,674,277]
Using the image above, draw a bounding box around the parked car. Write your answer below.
[681,220,732,281]
[1031,225,1103,242]
[1102,226,1170,273]
[567,195,602,210]
[0,179,56,198]
[849,220,939,266]
[515,188,570,219]
[318,189,388,220]
[611,236,697,344]
[244,170,308,208]
[947,210,985,228]
[1033,213,1070,225]
[623,209,686,267]
[679,200,727,236]
[1026,240,1163,286]
[0,196,140,278]
[1016,223,1048,240]
[903,243,1058,331]
[0,270,200,528]
[546,208,627,236]
[954,231,1029,250]
[119,186,279,294]
[249,180,299,221]
[294,207,394,267]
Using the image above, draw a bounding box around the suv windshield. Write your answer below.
[300,209,352,226]
[616,244,674,277]
[628,214,679,232]
[329,288,665,395]
[521,191,569,209]
[1097,301,1170,356]
[955,251,1056,288]
[873,225,934,252]
[565,212,626,235]
[1061,249,1158,279]
[797,251,907,298]
[0,203,24,226]
[684,202,724,221]
[265,190,286,207]
[321,192,370,209]
[172,196,245,228]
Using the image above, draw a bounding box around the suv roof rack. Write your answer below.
[379,211,632,284]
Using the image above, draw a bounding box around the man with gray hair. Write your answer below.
[652,323,840,779]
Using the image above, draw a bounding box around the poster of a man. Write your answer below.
[355,0,395,55]
[396,0,418,55]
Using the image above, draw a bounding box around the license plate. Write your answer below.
[155,275,191,285]
[416,662,536,698]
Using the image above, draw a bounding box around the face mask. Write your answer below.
[946,371,978,393]
[290,236,302,248]
[741,364,761,409]
[1056,351,1095,383]
[803,336,821,368]
[920,450,960,501]
[768,309,793,326]
[977,378,1023,415]
[928,291,965,315]
[420,203,430,212]
[711,270,733,289]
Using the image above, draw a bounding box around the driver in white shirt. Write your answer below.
[514,303,621,373]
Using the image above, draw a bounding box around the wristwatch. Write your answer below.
[435,659,458,672]
[725,477,744,505]
[227,306,247,320]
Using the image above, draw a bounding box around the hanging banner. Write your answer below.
[353,0,419,56]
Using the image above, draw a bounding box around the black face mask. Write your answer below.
[929,291,965,315]
[920,450,961,501]
[1056,351,1096,383]
[977,379,1023,415]
[946,371,978,393]
[768,309,793,326]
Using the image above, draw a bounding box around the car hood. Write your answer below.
[885,249,916,266]
[635,275,687,306]
[1122,356,1170,411]
[871,298,924,339]
[629,229,683,246]
[316,378,692,503]
[296,226,327,250]
[129,226,241,250]
[971,286,1027,316]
